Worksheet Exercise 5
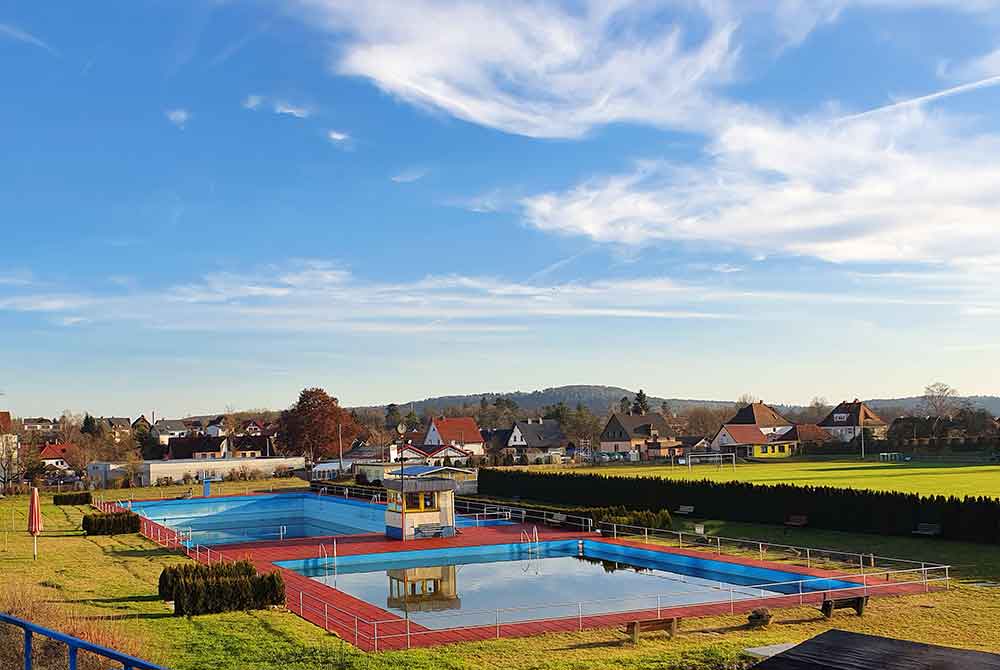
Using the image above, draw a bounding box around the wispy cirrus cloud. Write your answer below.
[390,167,427,183]
[242,94,263,110]
[273,100,311,118]
[164,108,191,128]
[0,22,57,55]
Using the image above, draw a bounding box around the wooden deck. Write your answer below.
[134,510,942,652]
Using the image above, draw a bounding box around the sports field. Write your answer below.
[548,459,1000,499]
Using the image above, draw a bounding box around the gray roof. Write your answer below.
[105,417,131,428]
[514,419,567,449]
[154,419,188,432]
[603,413,674,440]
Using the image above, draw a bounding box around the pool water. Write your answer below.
[278,540,857,629]
[129,493,506,545]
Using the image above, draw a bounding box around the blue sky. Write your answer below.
[2,1,1000,418]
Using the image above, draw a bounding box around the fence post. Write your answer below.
[612,524,617,539]
[677,531,683,548]
[496,609,501,639]
[945,565,950,589]
[729,586,734,614]
[406,616,411,649]
[299,591,303,614]
[324,603,328,631]
[68,646,78,670]
[644,528,648,544]
[758,542,764,561]
[578,602,583,631]
[798,580,803,605]
[25,629,32,670]
[354,616,359,647]
[922,563,928,592]
[656,595,661,618]
[374,621,378,653]
[806,548,811,568]
[716,536,721,555]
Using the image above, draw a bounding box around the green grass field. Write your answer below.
[2,484,999,669]
[542,459,1000,499]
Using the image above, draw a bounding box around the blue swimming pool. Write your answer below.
[129,493,506,545]
[277,539,858,629]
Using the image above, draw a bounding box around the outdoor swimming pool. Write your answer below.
[129,492,506,545]
[277,539,859,629]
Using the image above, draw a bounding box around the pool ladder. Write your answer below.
[319,540,338,586]
[520,526,541,574]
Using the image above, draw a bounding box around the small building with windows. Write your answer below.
[386,565,461,613]
[384,477,457,540]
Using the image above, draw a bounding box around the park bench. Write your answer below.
[674,505,695,516]
[623,617,681,643]
[912,523,941,537]
[784,514,808,528]
[415,523,444,538]
[820,595,868,618]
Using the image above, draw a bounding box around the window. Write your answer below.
[778,445,786,453]
[405,492,421,510]
[423,492,436,510]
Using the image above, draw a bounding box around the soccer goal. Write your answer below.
[687,452,736,471]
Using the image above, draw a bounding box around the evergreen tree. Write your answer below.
[618,396,631,414]
[81,413,100,436]
[632,389,650,415]
[384,403,402,429]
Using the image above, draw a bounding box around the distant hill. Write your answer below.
[363,385,1000,417]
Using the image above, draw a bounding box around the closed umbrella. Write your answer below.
[28,487,43,560]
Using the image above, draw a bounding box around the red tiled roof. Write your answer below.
[0,411,11,433]
[39,443,72,460]
[432,417,482,444]
[785,424,834,443]
[727,402,792,428]
[720,425,767,444]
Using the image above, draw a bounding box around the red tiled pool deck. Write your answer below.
[134,513,944,652]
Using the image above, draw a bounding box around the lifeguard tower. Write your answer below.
[384,477,457,540]
[387,565,461,612]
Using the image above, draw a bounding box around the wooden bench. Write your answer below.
[912,523,941,537]
[415,523,444,538]
[623,617,680,643]
[674,505,695,516]
[820,596,868,618]
[784,514,808,528]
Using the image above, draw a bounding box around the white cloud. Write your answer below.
[165,108,191,128]
[0,22,57,55]
[522,105,1000,274]
[243,94,263,110]
[939,49,1000,82]
[293,0,741,138]
[326,129,350,142]
[390,167,427,183]
[273,101,311,118]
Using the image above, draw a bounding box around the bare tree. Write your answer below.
[921,382,961,417]
[736,393,759,409]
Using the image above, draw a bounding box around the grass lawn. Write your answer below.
[1,484,999,669]
[537,459,1000,499]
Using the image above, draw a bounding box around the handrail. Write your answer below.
[0,612,166,670]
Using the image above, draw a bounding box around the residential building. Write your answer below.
[424,417,485,456]
[677,435,711,452]
[22,417,58,434]
[204,416,228,437]
[505,418,568,463]
[781,424,835,449]
[103,417,132,443]
[229,435,274,458]
[481,428,513,462]
[240,419,265,436]
[131,415,152,434]
[819,400,888,442]
[39,443,73,470]
[165,435,227,460]
[724,402,793,436]
[151,419,189,446]
[599,413,679,459]
[712,425,798,458]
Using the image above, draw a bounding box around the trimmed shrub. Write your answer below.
[82,511,140,536]
[478,469,1000,544]
[159,560,284,616]
[53,491,92,506]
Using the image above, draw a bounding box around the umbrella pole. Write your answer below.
[33,534,37,560]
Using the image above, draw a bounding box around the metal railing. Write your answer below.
[0,612,165,670]
[598,522,942,573]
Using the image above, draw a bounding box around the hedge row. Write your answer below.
[53,491,92,506]
[158,561,256,601]
[479,469,1000,544]
[159,561,284,616]
[82,511,140,535]
[468,498,673,530]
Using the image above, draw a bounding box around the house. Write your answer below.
[819,399,888,442]
[23,417,58,434]
[88,456,305,488]
[151,419,189,445]
[424,417,485,456]
[599,413,679,459]
[204,416,228,437]
[724,402,793,436]
[481,428,513,463]
[131,415,152,434]
[677,435,711,452]
[383,465,478,494]
[39,443,73,470]
[505,418,568,463]
[424,445,473,466]
[781,424,835,449]
[103,417,132,442]
[165,435,227,460]
[240,419,265,436]
[711,425,798,458]
[230,435,273,458]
